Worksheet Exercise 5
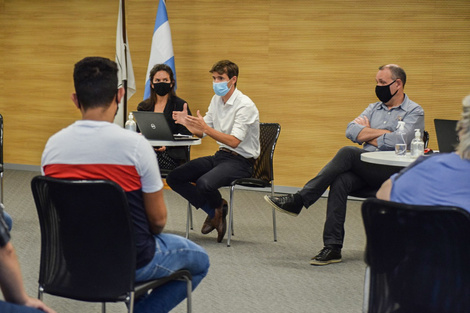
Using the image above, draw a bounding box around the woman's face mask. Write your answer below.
[152,82,172,96]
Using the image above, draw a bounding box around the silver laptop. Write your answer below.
[434,119,459,153]
[132,111,197,141]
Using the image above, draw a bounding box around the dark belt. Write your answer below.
[219,147,255,165]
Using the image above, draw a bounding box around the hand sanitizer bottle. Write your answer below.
[410,129,424,158]
[395,121,406,156]
[125,112,136,132]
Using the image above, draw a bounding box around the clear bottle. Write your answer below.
[125,112,136,132]
[410,129,424,158]
[395,121,407,156]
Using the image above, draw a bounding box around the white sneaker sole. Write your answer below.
[263,195,300,216]
[310,258,342,266]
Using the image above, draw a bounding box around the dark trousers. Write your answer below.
[298,146,401,247]
[166,150,253,211]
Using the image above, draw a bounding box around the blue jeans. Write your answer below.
[3,211,13,231]
[0,301,44,313]
[134,233,210,313]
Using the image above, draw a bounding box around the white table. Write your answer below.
[147,138,201,147]
[361,151,417,167]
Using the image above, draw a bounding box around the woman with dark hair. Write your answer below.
[137,64,192,171]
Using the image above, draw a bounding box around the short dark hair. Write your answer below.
[73,57,118,110]
[210,60,239,87]
[379,64,407,87]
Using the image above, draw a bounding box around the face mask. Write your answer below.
[152,82,171,96]
[375,80,397,103]
[213,81,231,97]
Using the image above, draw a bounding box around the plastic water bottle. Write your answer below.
[125,112,136,132]
[410,129,424,158]
[395,121,406,156]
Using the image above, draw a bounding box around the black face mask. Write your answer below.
[152,82,171,96]
[375,80,397,103]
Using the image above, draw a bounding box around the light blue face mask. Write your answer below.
[213,81,231,96]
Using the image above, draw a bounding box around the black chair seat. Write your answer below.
[231,177,271,189]
[349,186,378,199]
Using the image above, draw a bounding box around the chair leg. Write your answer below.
[271,185,277,242]
[0,172,3,203]
[185,275,193,313]
[102,302,106,313]
[189,202,193,230]
[128,292,135,313]
[38,286,44,300]
[186,202,193,239]
[227,185,235,247]
[363,266,371,312]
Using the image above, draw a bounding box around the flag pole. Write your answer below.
[121,0,128,121]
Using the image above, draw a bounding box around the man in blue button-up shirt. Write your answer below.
[265,64,424,266]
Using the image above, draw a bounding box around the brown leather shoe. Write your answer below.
[201,215,215,234]
[214,199,228,243]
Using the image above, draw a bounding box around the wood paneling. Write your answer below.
[1,0,469,187]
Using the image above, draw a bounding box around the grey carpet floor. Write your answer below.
[1,169,367,313]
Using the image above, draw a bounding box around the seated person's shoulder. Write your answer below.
[137,99,153,111]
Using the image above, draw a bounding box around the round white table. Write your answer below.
[147,138,201,147]
[360,151,417,167]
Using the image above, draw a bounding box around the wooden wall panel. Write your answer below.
[1,0,469,187]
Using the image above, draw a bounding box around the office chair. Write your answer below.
[31,176,192,313]
[361,198,470,313]
[226,123,281,246]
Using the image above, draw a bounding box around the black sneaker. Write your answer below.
[264,194,303,216]
[310,247,342,266]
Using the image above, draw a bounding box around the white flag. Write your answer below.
[144,0,176,100]
[116,0,136,101]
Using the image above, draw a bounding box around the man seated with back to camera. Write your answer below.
[41,56,210,313]
[377,95,470,210]
[264,64,424,265]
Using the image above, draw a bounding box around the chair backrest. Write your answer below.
[361,198,470,313]
[423,129,429,149]
[0,113,3,167]
[31,176,136,302]
[251,123,281,182]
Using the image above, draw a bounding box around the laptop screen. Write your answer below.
[434,119,459,153]
[132,111,198,141]
[133,111,175,141]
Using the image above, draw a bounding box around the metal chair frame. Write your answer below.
[227,123,281,246]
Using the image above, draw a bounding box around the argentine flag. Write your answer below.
[144,0,176,100]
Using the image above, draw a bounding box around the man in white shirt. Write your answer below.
[167,60,260,243]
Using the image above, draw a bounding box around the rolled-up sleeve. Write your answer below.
[346,104,375,144]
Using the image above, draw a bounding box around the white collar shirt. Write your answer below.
[203,88,260,159]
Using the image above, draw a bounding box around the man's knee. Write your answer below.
[166,170,180,188]
[195,176,213,194]
[336,146,361,156]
